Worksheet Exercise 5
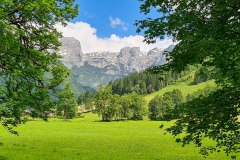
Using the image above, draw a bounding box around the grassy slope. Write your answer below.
[144,79,216,104]
[0,113,235,160]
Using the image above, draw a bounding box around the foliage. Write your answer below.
[136,0,240,156]
[93,84,115,121]
[148,95,163,120]
[111,65,197,96]
[127,92,147,120]
[57,84,78,119]
[148,89,184,120]
[78,90,92,105]
[93,84,146,121]
[0,0,78,133]
[194,67,213,84]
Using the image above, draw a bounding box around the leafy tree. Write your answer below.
[171,89,184,117]
[108,94,121,120]
[57,84,78,120]
[78,90,92,105]
[0,1,78,133]
[93,84,114,121]
[194,68,212,84]
[119,94,133,120]
[171,89,184,107]
[84,97,95,110]
[135,0,240,155]
[29,109,40,120]
[161,92,174,119]
[148,95,163,120]
[128,92,147,120]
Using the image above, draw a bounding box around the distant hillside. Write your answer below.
[68,74,95,97]
[144,79,216,104]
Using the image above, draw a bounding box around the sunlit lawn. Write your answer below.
[0,112,235,160]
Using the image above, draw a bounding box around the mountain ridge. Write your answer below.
[59,37,174,91]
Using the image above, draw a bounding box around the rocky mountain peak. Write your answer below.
[58,37,174,88]
[118,46,142,58]
[59,37,84,68]
[164,44,175,52]
[59,37,83,55]
[130,47,141,57]
[147,47,164,56]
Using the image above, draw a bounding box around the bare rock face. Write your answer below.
[58,37,174,88]
[118,47,141,58]
[59,37,84,68]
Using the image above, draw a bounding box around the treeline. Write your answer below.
[110,65,198,96]
[88,84,147,121]
[78,64,212,105]
[77,64,214,121]
[193,68,213,84]
[148,89,184,120]
[148,85,216,120]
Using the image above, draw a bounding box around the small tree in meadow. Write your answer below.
[58,84,78,120]
[148,95,163,120]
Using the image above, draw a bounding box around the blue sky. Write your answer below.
[56,0,173,53]
[73,0,150,38]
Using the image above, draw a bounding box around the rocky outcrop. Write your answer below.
[59,37,174,88]
[58,37,84,68]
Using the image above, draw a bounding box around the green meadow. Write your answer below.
[0,112,235,160]
[144,80,216,103]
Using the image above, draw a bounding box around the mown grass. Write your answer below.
[144,79,216,104]
[0,112,236,160]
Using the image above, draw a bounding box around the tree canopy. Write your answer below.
[136,0,240,156]
[0,0,78,133]
[57,83,78,120]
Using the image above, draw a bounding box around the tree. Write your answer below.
[119,94,133,120]
[171,89,184,107]
[0,0,78,133]
[148,95,163,120]
[78,90,92,105]
[161,92,174,119]
[128,92,147,120]
[57,84,78,120]
[138,80,147,95]
[93,84,114,121]
[171,89,184,118]
[136,0,240,156]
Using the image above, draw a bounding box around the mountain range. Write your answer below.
[59,37,174,95]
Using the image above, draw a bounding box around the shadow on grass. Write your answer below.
[0,155,8,160]
[93,119,137,122]
[187,81,196,86]
[56,116,85,119]
[74,116,85,118]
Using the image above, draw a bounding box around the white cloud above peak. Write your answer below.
[55,22,173,53]
[109,17,128,31]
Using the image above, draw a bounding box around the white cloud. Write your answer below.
[109,17,128,31]
[55,22,173,53]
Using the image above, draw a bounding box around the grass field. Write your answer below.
[144,80,216,104]
[0,112,236,160]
